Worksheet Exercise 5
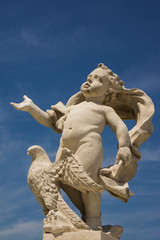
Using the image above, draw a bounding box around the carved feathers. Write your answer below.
[49,148,104,193]
[27,145,103,231]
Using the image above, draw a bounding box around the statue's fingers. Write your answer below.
[23,95,28,100]
[10,102,24,110]
[10,102,19,109]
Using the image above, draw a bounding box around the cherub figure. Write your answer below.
[11,63,154,230]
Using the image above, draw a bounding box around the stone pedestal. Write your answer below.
[43,229,120,240]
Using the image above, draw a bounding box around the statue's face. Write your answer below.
[81,68,110,99]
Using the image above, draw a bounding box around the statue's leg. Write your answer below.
[74,141,103,230]
[81,192,102,230]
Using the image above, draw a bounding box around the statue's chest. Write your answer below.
[66,103,106,127]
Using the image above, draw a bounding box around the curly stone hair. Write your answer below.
[98,63,124,91]
[98,63,124,105]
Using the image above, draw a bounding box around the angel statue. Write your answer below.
[11,63,154,238]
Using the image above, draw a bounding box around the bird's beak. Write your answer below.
[27,151,30,155]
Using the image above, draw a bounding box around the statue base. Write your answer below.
[43,225,123,240]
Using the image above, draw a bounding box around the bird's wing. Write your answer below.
[39,170,59,211]
[39,170,90,230]
[49,148,104,193]
[35,195,49,215]
[57,191,89,230]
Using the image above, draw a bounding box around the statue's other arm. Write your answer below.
[105,106,132,165]
[10,95,55,128]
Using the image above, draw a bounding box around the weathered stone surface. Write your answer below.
[43,225,123,240]
[43,230,118,240]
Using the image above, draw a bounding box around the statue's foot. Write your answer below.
[85,216,102,231]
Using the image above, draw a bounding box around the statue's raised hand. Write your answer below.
[10,95,33,112]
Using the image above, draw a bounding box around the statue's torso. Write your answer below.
[60,101,107,151]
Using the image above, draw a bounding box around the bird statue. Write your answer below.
[27,145,103,234]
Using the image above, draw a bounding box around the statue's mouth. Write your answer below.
[83,83,90,89]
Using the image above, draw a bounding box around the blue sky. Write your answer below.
[0,0,160,239]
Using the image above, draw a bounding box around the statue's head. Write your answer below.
[81,63,124,104]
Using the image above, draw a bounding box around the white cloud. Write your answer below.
[0,186,28,216]
[102,208,160,225]
[141,148,160,161]
[0,107,27,163]
[124,224,160,240]
[134,189,160,196]
[0,220,43,238]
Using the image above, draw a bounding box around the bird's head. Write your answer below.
[27,145,51,164]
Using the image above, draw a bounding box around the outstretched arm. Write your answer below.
[10,95,54,128]
[105,106,131,166]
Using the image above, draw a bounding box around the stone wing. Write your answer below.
[49,148,104,193]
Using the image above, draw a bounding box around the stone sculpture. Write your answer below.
[11,63,154,239]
